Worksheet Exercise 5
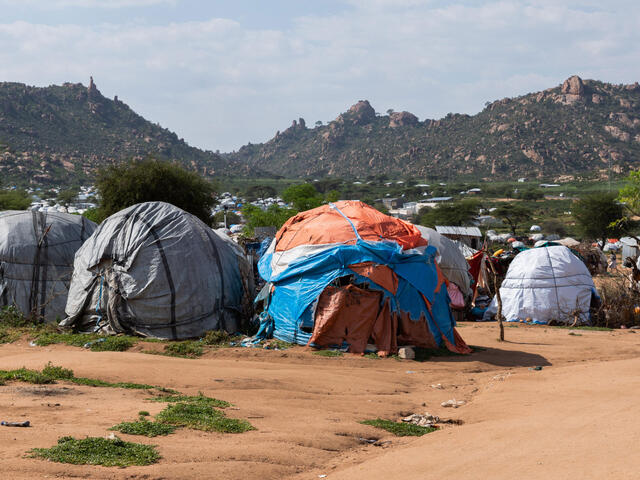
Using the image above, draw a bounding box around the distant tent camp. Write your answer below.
[484,245,597,324]
[256,201,470,356]
[0,210,97,322]
[62,202,253,339]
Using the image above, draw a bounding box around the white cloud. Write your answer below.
[0,1,639,151]
[0,0,174,8]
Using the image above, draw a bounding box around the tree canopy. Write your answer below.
[573,192,624,248]
[493,203,533,235]
[0,189,31,211]
[95,158,216,224]
[417,200,479,228]
[281,183,322,211]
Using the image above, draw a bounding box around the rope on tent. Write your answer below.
[93,274,104,332]
[329,202,362,242]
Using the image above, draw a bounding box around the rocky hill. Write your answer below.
[229,76,640,181]
[0,78,230,186]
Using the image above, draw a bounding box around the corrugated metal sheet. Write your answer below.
[435,225,482,237]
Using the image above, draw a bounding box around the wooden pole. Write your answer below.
[488,256,504,341]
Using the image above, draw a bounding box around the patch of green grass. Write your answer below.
[138,411,150,417]
[32,332,100,347]
[70,377,154,389]
[0,327,21,344]
[42,362,74,379]
[201,330,237,346]
[110,419,176,437]
[551,325,613,331]
[28,436,160,467]
[313,350,344,357]
[88,336,136,352]
[150,392,230,408]
[33,332,138,351]
[156,403,254,433]
[363,352,380,359]
[568,331,583,336]
[361,419,436,437]
[262,339,295,350]
[0,367,56,384]
[161,341,204,358]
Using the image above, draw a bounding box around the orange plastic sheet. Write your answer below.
[275,200,426,252]
[349,262,399,294]
[308,284,382,354]
[396,311,438,349]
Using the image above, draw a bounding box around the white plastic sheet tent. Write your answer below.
[0,210,97,322]
[485,245,596,324]
[62,202,253,339]
[415,226,472,298]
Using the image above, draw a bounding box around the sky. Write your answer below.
[0,0,639,152]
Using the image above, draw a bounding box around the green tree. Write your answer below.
[325,190,340,203]
[418,200,479,228]
[245,185,277,201]
[541,218,568,237]
[57,189,78,206]
[95,158,216,224]
[282,183,322,211]
[573,193,624,248]
[493,203,533,235]
[242,204,295,234]
[0,190,31,211]
[619,170,640,215]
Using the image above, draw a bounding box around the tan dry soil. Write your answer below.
[0,322,639,480]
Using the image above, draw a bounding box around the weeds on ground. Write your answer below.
[361,419,436,437]
[201,330,237,346]
[87,336,136,352]
[110,419,176,437]
[0,362,153,389]
[550,325,612,331]
[313,350,344,357]
[156,403,254,433]
[159,341,204,358]
[150,392,230,408]
[139,411,150,417]
[28,436,160,466]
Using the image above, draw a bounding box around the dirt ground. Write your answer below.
[1,322,639,480]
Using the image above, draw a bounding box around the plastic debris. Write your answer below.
[1,420,30,427]
[402,413,439,427]
[441,399,465,408]
[430,383,444,389]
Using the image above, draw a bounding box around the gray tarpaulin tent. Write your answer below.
[415,226,472,299]
[0,210,97,322]
[62,202,253,339]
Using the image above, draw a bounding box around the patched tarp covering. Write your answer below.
[0,210,96,322]
[62,202,253,339]
[258,201,470,355]
[415,226,472,299]
[487,245,596,324]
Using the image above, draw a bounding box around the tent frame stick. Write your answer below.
[487,256,504,341]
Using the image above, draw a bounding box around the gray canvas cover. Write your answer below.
[0,210,96,322]
[416,226,473,299]
[62,202,253,339]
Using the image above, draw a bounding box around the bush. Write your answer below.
[28,436,160,466]
[95,158,216,224]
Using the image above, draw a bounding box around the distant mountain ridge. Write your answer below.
[228,75,640,181]
[0,78,229,186]
[2,76,640,187]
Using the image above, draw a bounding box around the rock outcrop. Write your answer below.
[389,111,419,128]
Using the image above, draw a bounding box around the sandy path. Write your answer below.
[0,323,638,479]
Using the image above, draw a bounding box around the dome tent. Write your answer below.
[485,245,596,324]
[0,210,97,322]
[256,201,470,356]
[62,202,253,339]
